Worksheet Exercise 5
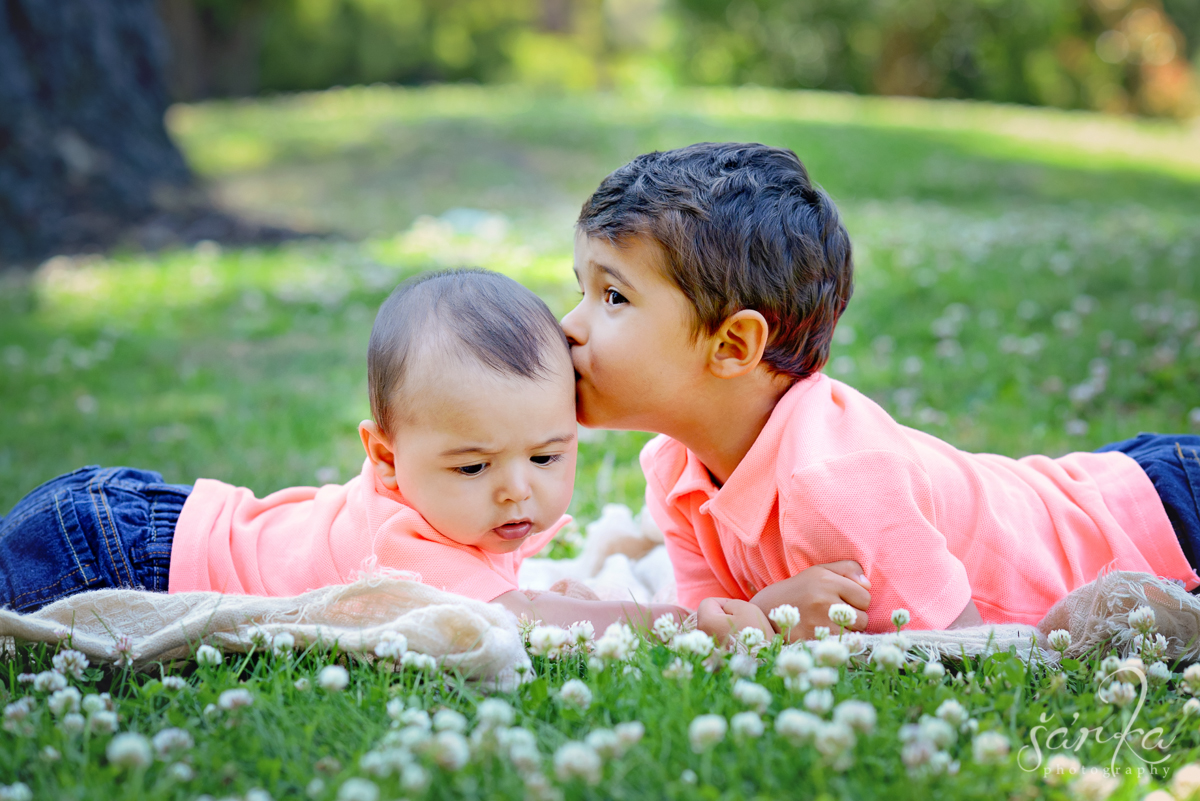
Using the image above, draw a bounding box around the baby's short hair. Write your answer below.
[577,142,853,382]
[368,269,568,438]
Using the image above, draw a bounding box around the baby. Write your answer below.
[0,269,687,632]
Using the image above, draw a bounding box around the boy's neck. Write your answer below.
[663,371,793,488]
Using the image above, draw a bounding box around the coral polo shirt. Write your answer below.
[169,457,568,602]
[641,373,1198,631]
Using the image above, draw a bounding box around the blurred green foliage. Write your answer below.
[165,0,1199,116]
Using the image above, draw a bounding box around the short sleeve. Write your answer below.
[783,451,973,631]
[641,441,728,610]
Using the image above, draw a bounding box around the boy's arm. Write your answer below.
[493,590,689,633]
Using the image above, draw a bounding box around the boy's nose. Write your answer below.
[497,470,533,504]
[560,304,586,346]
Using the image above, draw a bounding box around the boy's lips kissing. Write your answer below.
[493,520,533,540]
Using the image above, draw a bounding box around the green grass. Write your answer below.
[2,84,1200,798]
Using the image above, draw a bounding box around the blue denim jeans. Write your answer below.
[1095,434,1200,573]
[0,466,191,613]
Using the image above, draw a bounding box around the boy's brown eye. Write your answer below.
[457,464,485,476]
[604,288,628,305]
[531,454,560,466]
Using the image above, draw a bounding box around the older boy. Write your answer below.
[561,143,1200,637]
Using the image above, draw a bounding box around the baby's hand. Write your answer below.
[696,597,774,648]
[749,560,871,641]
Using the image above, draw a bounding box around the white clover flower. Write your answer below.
[728,653,759,678]
[584,728,621,758]
[735,626,768,655]
[168,762,194,782]
[432,731,470,771]
[671,630,715,658]
[688,714,727,752]
[568,621,595,650]
[433,709,468,733]
[218,688,254,711]
[1128,606,1157,635]
[559,679,592,710]
[85,692,113,714]
[1184,699,1200,718]
[195,644,222,666]
[4,697,35,729]
[594,623,636,662]
[337,777,379,801]
[1140,633,1169,663]
[1172,764,1200,800]
[615,721,644,751]
[808,667,838,690]
[812,626,830,641]
[901,736,935,773]
[40,746,60,762]
[0,783,32,801]
[653,613,681,643]
[401,652,438,672]
[924,660,946,680]
[814,720,856,768]
[1072,769,1118,801]
[971,731,1010,764]
[1147,661,1171,686]
[1043,754,1081,785]
[774,648,813,679]
[52,649,89,680]
[161,676,187,691]
[153,727,194,759]
[59,712,85,736]
[89,710,119,734]
[912,716,956,749]
[398,708,432,731]
[374,630,408,660]
[813,640,849,668]
[828,604,856,630]
[318,665,350,692]
[1098,655,1121,676]
[401,764,430,793]
[804,689,834,715]
[1183,664,1200,695]
[33,671,67,693]
[732,680,772,713]
[107,733,152,770]
[871,644,904,670]
[890,608,911,630]
[775,708,822,745]
[935,699,968,728]
[1048,629,1072,653]
[294,678,311,692]
[769,604,801,634]
[112,633,136,667]
[245,789,272,801]
[528,626,570,659]
[731,711,765,740]
[48,687,81,717]
[477,698,514,729]
[553,741,602,785]
[269,632,295,657]
[832,700,876,734]
[1098,680,1137,707]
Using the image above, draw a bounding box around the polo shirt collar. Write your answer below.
[698,374,825,545]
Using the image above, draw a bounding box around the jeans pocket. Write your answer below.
[0,489,100,613]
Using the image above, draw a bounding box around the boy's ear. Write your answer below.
[359,420,399,490]
[707,309,770,379]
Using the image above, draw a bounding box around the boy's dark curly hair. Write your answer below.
[577,142,853,383]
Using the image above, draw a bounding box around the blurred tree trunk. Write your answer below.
[0,0,192,266]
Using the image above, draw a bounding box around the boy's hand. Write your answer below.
[749,560,871,641]
[696,597,774,647]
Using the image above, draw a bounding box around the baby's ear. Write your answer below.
[358,420,398,490]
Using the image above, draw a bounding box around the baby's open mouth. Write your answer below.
[493,520,533,541]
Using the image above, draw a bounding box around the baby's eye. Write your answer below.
[604,288,628,306]
[455,463,486,476]
[531,454,562,466]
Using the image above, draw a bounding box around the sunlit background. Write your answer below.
[1,0,1198,537]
